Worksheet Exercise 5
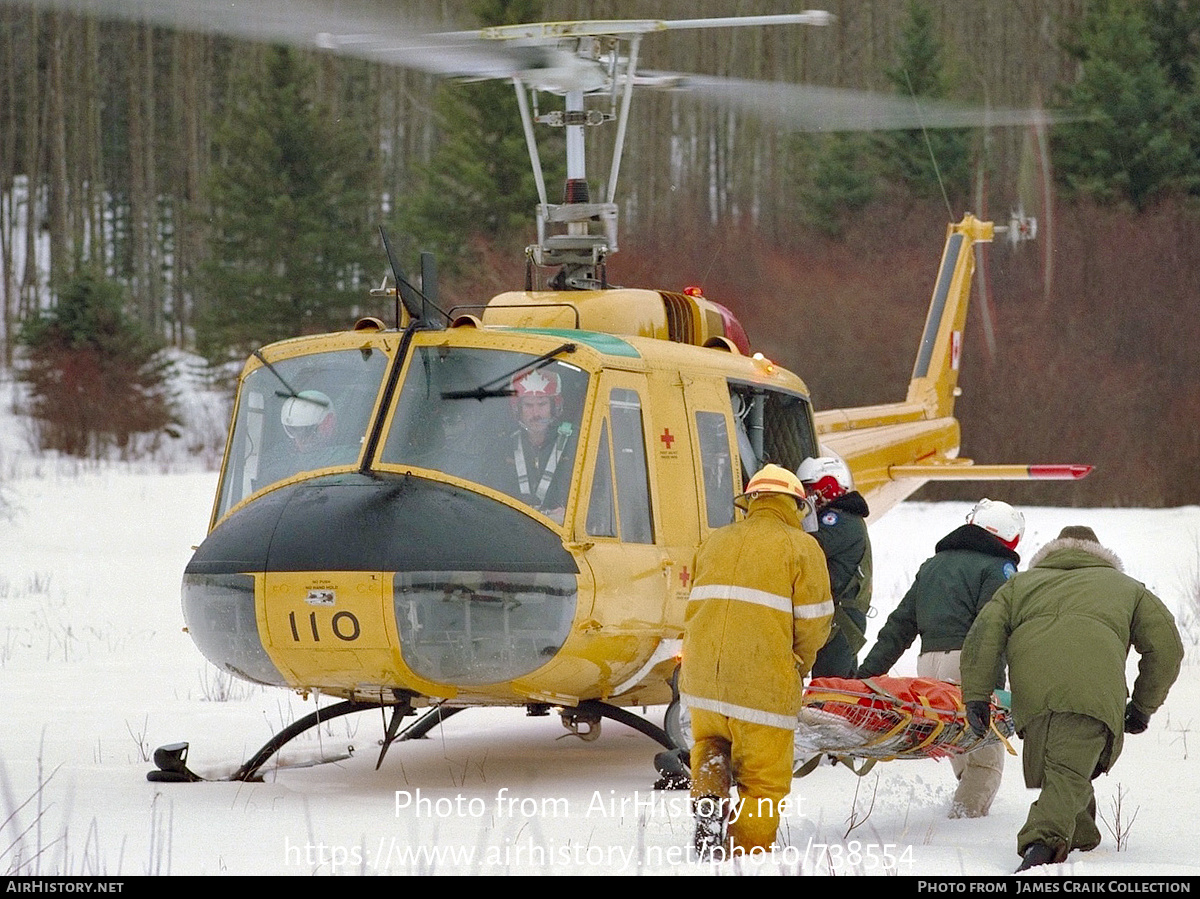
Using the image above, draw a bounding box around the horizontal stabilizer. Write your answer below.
[889,461,1093,481]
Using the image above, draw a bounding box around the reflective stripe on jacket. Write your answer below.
[680,493,834,729]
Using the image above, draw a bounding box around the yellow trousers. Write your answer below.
[689,707,795,851]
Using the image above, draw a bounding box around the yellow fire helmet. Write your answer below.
[735,463,807,509]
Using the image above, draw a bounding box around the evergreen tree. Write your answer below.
[876,1,971,205]
[798,134,878,238]
[395,0,558,274]
[19,272,174,457]
[1053,0,1192,210]
[1146,0,1200,93]
[1146,0,1200,198]
[195,46,376,360]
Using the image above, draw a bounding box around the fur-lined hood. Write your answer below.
[1028,536,1124,572]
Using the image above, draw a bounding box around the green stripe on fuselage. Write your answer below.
[509,329,641,358]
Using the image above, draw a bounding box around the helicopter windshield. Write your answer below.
[381,346,588,523]
[215,347,389,519]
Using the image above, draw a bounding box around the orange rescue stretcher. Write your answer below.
[794,676,1016,777]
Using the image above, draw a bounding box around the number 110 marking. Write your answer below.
[287,610,361,642]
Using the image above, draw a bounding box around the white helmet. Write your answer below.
[281,390,334,440]
[966,498,1025,549]
[796,456,853,506]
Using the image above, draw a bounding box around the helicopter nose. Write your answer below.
[183,473,579,689]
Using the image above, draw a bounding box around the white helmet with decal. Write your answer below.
[966,498,1025,550]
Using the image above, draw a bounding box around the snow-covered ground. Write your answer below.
[2,392,1198,876]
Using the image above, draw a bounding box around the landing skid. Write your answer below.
[556,699,692,790]
[564,700,679,750]
[147,698,448,783]
[147,699,680,783]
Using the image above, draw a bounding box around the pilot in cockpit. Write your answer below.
[484,368,577,524]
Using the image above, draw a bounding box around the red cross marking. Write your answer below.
[660,428,675,449]
[679,566,691,588]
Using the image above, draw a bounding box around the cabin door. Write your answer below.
[570,370,675,699]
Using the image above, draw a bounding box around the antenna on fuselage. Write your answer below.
[378,226,447,328]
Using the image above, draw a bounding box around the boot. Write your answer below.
[1015,842,1058,872]
[653,749,691,790]
[693,794,729,861]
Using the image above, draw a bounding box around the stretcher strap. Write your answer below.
[795,753,878,778]
[991,715,1018,756]
[802,681,974,760]
[860,678,902,704]
[861,709,917,758]
[907,694,948,753]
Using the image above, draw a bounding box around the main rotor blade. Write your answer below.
[642,73,1075,132]
[6,0,1072,132]
[460,10,834,40]
[4,1,836,95]
[0,0,552,80]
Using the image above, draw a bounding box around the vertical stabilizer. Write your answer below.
[905,215,993,419]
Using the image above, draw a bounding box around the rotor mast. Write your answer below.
[515,47,632,291]
[505,12,833,290]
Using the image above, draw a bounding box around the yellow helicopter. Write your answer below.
[20,4,1085,782]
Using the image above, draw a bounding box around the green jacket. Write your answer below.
[961,536,1183,768]
[857,524,1018,678]
[811,491,873,653]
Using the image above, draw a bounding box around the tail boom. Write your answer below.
[813,215,1091,519]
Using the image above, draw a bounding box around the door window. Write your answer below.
[696,411,735,528]
[585,387,654,543]
[610,388,654,544]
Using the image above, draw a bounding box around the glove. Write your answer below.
[965,700,992,738]
[1124,702,1150,735]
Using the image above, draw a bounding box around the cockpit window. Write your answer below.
[381,346,588,524]
[214,348,388,520]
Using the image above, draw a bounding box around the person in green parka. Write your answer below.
[857,498,1025,819]
[960,525,1184,872]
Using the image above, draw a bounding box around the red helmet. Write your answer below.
[512,369,561,397]
[510,369,563,414]
[797,456,853,506]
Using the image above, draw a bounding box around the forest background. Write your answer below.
[1,0,1198,507]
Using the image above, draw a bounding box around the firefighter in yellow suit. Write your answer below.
[681,464,834,857]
